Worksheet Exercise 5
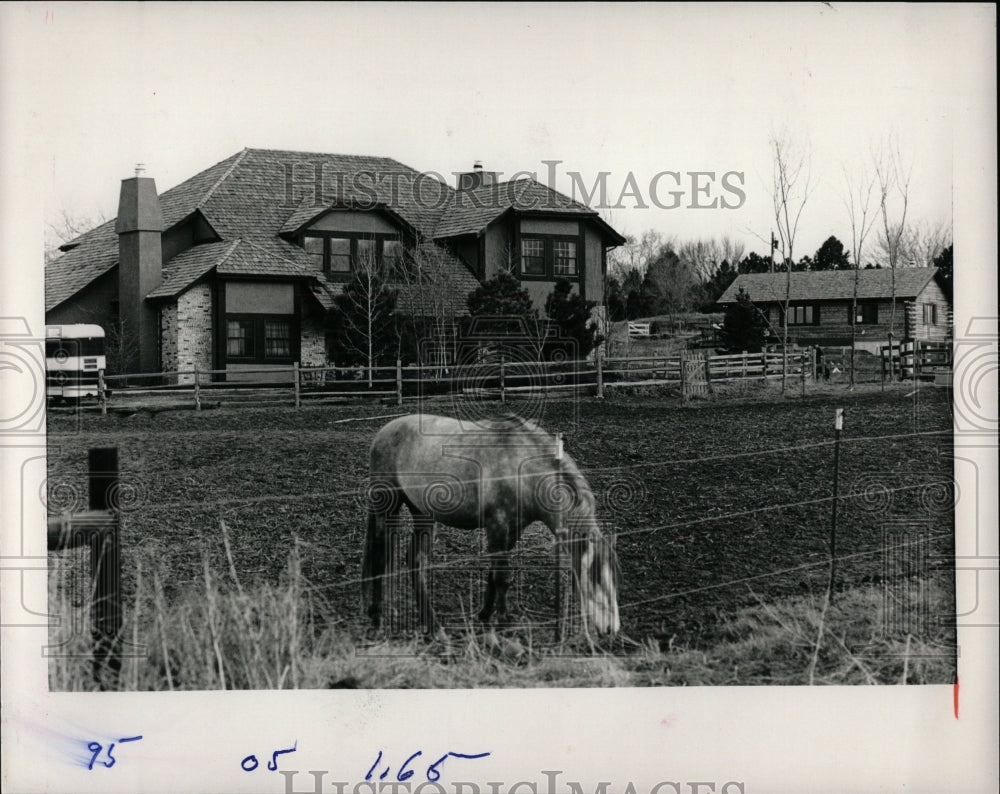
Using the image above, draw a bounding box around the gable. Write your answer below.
[301,208,402,235]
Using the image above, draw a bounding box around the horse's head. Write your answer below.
[574,527,620,635]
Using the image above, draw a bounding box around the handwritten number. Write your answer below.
[365,750,383,781]
[86,742,102,771]
[85,736,143,771]
[267,742,298,772]
[241,755,259,772]
[363,749,490,784]
[397,750,422,782]
[427,754,448,782]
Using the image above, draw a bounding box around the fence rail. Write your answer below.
[880,339,952,381]
[77,348,820,413]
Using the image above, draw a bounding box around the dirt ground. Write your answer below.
[47,383,955,653]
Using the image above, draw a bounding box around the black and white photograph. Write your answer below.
[1,3,996,793]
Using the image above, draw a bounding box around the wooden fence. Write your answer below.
[87,348,817,412]
[47,447,122,688]
[880,339,952,381]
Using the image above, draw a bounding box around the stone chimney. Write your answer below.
[456,160,498,191]
[115,166,164,373]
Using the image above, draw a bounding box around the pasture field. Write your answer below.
[47,383,956,688]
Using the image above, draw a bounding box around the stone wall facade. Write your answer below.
[160,283,213,383]
[300,306,328,366]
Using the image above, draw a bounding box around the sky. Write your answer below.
[2,2,989,266]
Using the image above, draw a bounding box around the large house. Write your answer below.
[717,268,952,351]
[45,148,625,377]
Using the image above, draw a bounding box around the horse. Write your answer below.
[361,413,619,637]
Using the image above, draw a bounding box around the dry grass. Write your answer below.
[48,525,954,690]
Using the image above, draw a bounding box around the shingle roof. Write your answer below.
[717,268,942,304]
[46,149,621,311]
[146,240,238,299]
[433,178,603,239]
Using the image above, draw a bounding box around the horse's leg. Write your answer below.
[480,521,515,629]
[408,513,437,635]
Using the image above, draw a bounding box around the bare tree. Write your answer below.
[842,162,879,388]
[642,248,701,330]
[329,241,398,387]
[677,236,745,284]
[770,132,812,391]
[874,136,912,379]
[888,218,952,269]
[606,229,667,282]
[44,209,108,265]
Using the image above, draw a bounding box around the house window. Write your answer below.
[227,319,254,357]
[923,303,937,325]
[302,234,403,278]
[303,236,324,271]
[264,320,291,358]
[383,239,404,274]
[521,239,546,275]
[850,304,879,325]
[520,236,580,278]
[226,315,296,363]
[328,238,352,273]
[553,240,578,276]
[786,305,819,325]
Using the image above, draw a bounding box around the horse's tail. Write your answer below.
[361,508,384,617]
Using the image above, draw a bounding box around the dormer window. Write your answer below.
[301,233,403,280]
[519,236,578,279]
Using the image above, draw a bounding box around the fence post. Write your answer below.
[812,347,818,382]
[761,350,768,381]
[500,353,506,404]
[98,370,107,417]
[704,352,713,393]
[596,345,604,399]
[193,365,201,411]
[88,447,121,688]
[679,350,687,401]
[396,359,403,406]
[829,410,843,605]
[293,362,301,408]
[553,433,568,642]
[800,350,806,396]
[914,340,922,379]
[742,351,747,378]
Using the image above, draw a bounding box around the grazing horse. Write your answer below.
[361,413,619,636]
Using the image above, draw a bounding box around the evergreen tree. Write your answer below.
[544,278,601,359]
[719,287,767,353]
[467,269,537,318]
[932,244,953,299]
[814,235,852,270]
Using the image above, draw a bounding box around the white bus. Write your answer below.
[45,324,107,401]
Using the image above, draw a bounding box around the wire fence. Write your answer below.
[48,410,954,653]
